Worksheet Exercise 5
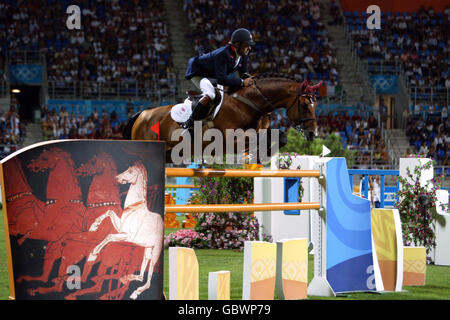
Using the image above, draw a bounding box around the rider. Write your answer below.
[182,28,256,129]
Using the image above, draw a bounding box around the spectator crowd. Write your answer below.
[0,0,175,99]
[40,105,127,141]
[0,99,23,159]
[184,0,342,95]
[348,5,450,94]
[1,0,448,172]
[405,108,449,166]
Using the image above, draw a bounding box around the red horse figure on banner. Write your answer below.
[17,148,85,287]
[3,157,44,240]
[22,147,85,244]
[87,161,164,300]
[76,152,122,235]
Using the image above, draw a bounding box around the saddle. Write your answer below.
[185,88,222,120]
[169,86,224,125]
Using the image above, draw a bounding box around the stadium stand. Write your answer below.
[345,5,449,106]
[1,0,447,175]
[1,0,176,101]
[184,0,341,92]
[182,0,389,168]
[344,4,449,168]
[1,0,177,157]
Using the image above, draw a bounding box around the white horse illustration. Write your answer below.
[87,161,164,300]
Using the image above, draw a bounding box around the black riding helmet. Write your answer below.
[230,28,255,46]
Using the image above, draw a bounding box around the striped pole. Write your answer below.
[165,202,320,213]
[166,168,321,178]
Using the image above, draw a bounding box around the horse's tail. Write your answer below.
[122,111,143,140]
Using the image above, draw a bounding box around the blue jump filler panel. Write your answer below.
[283,177,301,215]
[325,158,375,293]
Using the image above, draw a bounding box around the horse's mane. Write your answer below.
[133,160,147,177]
[76,152,117,176]
[48,147,76,168]
[255,73,300,83]
[255,74,323,95]
[97,152,117,171]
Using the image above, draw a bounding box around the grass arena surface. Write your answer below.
[1,211,450,300]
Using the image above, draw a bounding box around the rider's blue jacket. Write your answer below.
[185,44,249,88]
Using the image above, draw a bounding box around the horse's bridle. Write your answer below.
[285,89,317,126]
[251,82,317,126]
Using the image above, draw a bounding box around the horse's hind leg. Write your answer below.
[29,276,66,296]
[65,276,105,300]
[17,241,61,283]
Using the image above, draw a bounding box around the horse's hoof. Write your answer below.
[130,291,139,300]
[88,223,99,232]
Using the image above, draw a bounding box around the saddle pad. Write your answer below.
[170,85,225,123]
[170,98,192,123]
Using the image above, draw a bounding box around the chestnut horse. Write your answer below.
[123,78,322,162]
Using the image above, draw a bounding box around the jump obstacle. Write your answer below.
[164,157,376,296]
[166,156,449,299]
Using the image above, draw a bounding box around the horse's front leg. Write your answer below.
[87,233,128,262]
[89,210,121,232]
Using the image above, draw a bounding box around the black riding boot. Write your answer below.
[181,95,212,129]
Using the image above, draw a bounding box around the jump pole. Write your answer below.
[165,202,321,213]
[166,168,321,178]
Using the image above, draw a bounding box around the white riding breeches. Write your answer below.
[191,77,216,100]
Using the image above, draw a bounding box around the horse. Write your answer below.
[123,78,322,163]
[20,147,85,244]
[75,152,121,235]
[2,157,45,240]
[16,147,86,286]
[87,161,164,300]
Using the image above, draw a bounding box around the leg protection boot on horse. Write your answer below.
[181,95,213,129]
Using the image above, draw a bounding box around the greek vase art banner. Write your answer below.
[1,140,165,300]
